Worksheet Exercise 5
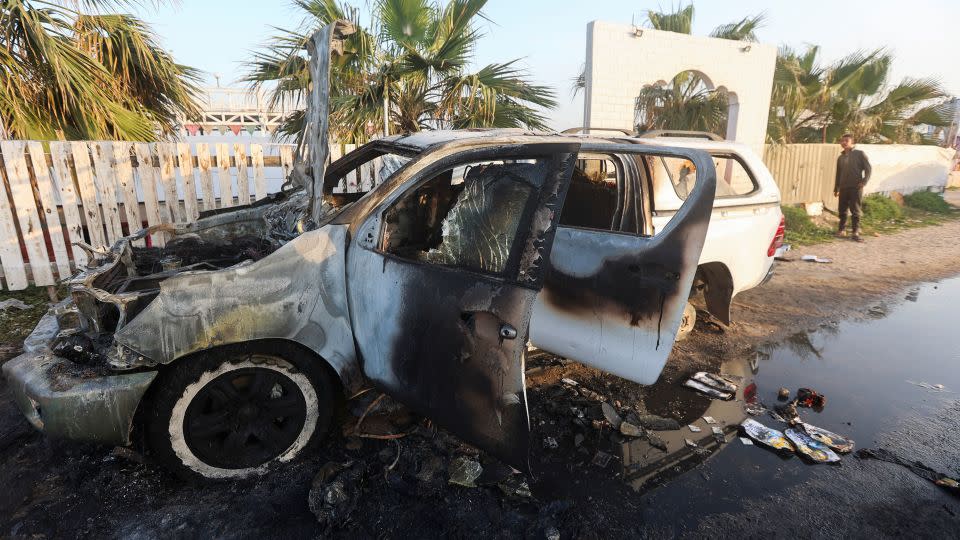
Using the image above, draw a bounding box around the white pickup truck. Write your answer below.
[557,129,784,339]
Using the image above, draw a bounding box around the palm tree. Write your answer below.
[573,4,764,136]
[0,0,201,140]
[245,0,557,143]
[767,46,952,144]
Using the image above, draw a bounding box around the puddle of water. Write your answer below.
[630,276,960,523]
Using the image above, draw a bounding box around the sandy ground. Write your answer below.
[1,219,959,538]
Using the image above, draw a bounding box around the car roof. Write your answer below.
[380,129,753,156]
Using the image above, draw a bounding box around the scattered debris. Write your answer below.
[545,526,561,540]
[774,401,800,423]
[800,422,855,453]
[744,402,766,416]
[561,378,578,387]
[601,402,622,429]
[647,432,668,452]
[777,387,790,400]
[543,437,559,450]
[906,380,946,392]
[684,438,698,448]
[796,388,827,409]
[497,476,532,499]
[774,243,792,261]
[0,299,31,312]
[740,419,795,454]
[801,255,833,263]
[448,456,483,487]
[856,448,960,497]
[692,372,737,393]
[592,451,612,468]
[684,380,733,400]
[711,426,723,436]
[739,437,753,446]
[619,421,643,438]
[634,414,680,431]
[784,428,840,463]
[308,461,360,529]
[573,433,584,447]
[688,424,702,433]
[703,416,717,425]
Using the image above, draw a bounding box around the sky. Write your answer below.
[131,0,959,130]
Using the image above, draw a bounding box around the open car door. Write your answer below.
[530,145,716,385]
[345,143,579,470]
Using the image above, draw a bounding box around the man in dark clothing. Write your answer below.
[834,134,872,241]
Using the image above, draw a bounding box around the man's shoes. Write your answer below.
[835,230,847,238]
[852,230,864,243]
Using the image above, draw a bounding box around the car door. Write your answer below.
[530,145,716,385]
[345,142,579,470]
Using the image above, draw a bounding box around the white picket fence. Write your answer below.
[0,140,371,290]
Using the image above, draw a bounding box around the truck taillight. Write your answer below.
[767,215,785,257]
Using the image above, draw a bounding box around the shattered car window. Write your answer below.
[382,160,551,275]
[653,155,755,199]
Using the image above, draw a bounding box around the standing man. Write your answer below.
[834,134,872,242]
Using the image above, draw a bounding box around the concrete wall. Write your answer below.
[582,21,777,155]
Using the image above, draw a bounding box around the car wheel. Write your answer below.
[676,302,697,341]
[144,351,336,480]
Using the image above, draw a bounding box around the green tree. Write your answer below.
[0,0,201,140]
[573,4,763,136]
[245,0,557,143]
[768,46,952,144]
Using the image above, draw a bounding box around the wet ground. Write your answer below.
[639,277,960,536]
[2,254,960,537]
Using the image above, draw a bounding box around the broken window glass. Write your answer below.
[654,154,756,199]
[382,160,550,276]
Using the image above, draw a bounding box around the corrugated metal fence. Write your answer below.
[763,144,838,209]
[0,140,371,290]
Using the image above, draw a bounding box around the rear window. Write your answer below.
[652,154,757,199]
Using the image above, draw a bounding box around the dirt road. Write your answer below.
[1,220,959,538]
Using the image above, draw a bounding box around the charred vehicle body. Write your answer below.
[2,22,742,479]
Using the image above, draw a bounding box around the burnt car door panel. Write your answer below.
[530,146,716,385]
[346,143,578,470]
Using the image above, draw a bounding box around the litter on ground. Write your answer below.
[796,388,827,409]
[740,419,795,454]
[801,255,833,263]
[906,380,947,392]
[800,422,855,453]
[703,416,717,425]
[739,437,754,446]
[683,372,737,400]
[688,424,702,433]
[785,428,841,463]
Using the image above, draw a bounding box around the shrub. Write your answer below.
[781,205,832,244]
[862,194,903,223]
[903,191,952,214]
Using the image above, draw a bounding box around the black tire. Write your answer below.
[142,347,337,480]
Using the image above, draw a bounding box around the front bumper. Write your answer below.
[1,312,157,446]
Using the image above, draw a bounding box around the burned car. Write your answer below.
[3,130,716,479]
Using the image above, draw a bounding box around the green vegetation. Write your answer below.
[781,205,833,245]
[0,287,50,350]
[768,46,951,144]
[246,0,557,143]
[861,193,904,223]
[0,0,200,141]
[903,191,952,214]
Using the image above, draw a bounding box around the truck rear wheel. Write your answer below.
[143,350,336,480]
[676,302,697,341]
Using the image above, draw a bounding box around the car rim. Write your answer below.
[183,367,308,469]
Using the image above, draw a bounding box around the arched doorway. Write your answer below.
[633,70,736,138]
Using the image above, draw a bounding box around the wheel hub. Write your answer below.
[183,367,308,469]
